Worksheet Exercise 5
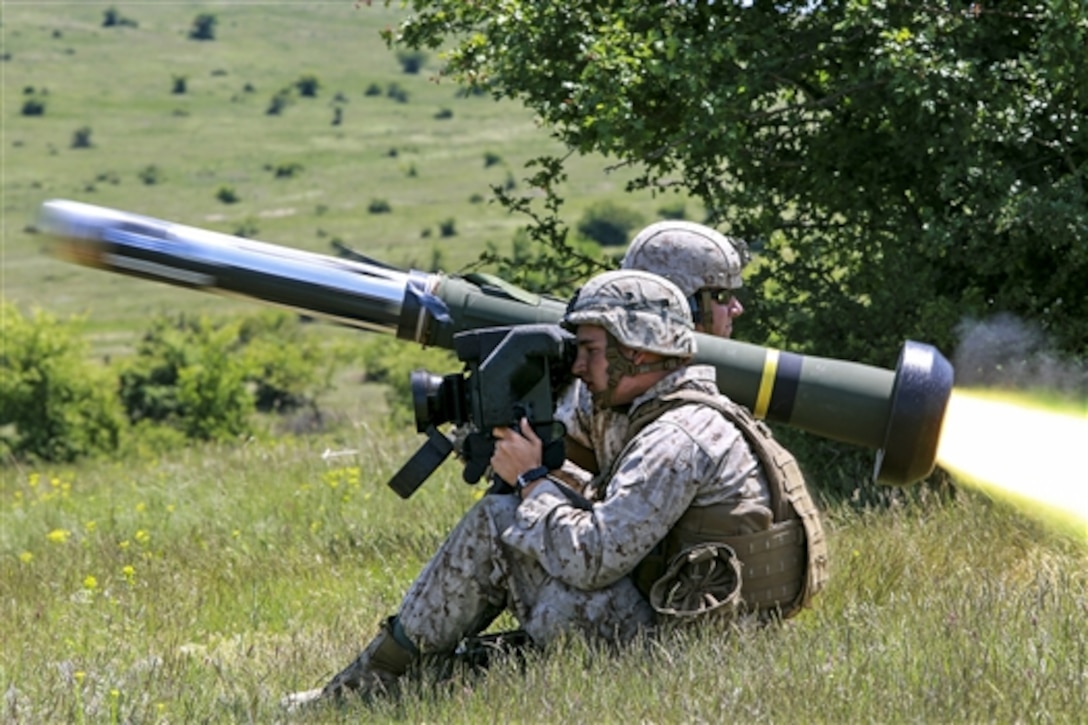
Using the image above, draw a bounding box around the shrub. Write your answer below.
[138,164,162,185]
[657,200,688,220]
[71,126,93,149]
[266,89,292,115]
[295,74,321,98]
[233,218,259,238]
[434,107,453,120]
[216,185,239,204]
[189,13,216,41]
[395,49,428,74]
[21,98,45,116]
[171,74,187,94]
[576,200,646,247]
[118,315,250,441]
[271,161,303,179]
[484,151,502,168]
[237,311,339,413]
[0,302,124,462]
[386,82,409,103]
[117,312,338,439]
[356,335,456,425]
[438,218,457,237]
[368,199,392,214]
[102,7,137,28]
[364,82,383,97]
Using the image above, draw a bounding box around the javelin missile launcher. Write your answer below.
[37,199,953,487]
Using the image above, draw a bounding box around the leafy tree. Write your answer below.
[383,1,1088,362]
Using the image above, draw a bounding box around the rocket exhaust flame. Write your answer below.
[937,389,1088,541]
[39,199,954,486]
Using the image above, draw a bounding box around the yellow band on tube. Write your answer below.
[753,349,779,419]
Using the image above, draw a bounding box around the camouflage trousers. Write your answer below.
[397,493,655,654]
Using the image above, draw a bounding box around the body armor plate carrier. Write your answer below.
[625,390,829,620]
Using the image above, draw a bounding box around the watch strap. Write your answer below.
[515,465,550,495]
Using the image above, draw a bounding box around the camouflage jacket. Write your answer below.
[501,365,772,591]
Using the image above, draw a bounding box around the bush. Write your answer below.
[271,161,303,179]
[266,89,292,115]
[171,74,187,94]
[70,126,93,149]
[102,7,137,28]
[21,98,45,116]
[189,13,216,41]
[364,82,383,97]
[483,151,502,168]
[138,164,162,185]
[216,185,239,204]
[434,107,453,120]
[395,49,428,74]
[295,74,321,98]
[576,200,645,247]
[238,311,340,413]
[0,302,124,462]
[118,315,250,441]
[657,200,687,220]
[438,218,457,237]
[118,312,339,440]
[356,335,456,425]
[386,82,409,103]
[368,199,392,214]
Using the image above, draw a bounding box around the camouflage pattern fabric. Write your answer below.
[622,221,748,296]
[395,365,771,653]
[554,378,628,484]
[563,270,695,359]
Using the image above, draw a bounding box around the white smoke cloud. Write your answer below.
[953,313,1088,397]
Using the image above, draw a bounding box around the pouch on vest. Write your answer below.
[648,542,743,621]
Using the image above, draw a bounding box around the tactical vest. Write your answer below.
[622,390,829,619]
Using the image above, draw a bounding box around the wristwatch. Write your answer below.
[515,465,549,497]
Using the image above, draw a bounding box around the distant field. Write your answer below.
[2,2,696,352]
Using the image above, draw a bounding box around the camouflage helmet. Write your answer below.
[622,221,748,297]
[564,270,696,358]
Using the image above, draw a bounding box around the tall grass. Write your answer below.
[2,429,1085,722]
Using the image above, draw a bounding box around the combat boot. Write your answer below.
[281,616,418,710]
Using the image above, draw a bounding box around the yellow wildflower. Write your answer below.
[47,529,71,544]
[83,575,98,591]
[19,551,33,564]
[134,530,150,545]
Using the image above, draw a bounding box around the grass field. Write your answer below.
[3,2,693,352]
[2,4,1087,723]
[1,434,1085,722]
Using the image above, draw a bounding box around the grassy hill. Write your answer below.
[3,2,691,351]
[2,5,1086,723]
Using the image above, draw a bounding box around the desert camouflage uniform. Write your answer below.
[395,364,771,652]
[553,380,627,485]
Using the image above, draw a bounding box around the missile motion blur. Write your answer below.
[38,199,953,486]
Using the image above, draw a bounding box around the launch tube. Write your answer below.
[38,199,952,485]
